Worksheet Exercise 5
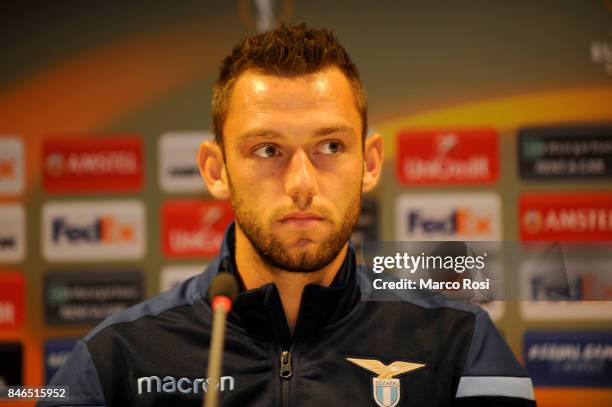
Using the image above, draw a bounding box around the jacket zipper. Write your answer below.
[280,350,293,379]
[279,349,292,406]
[267,283,299,407]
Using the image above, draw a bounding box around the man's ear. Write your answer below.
[197,140,230,199]
[362,133,383,193]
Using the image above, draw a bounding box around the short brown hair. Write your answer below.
[212,23,367,146]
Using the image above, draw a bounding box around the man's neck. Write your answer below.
[234,224,348,334]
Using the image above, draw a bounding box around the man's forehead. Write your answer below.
[236,66,350,85]
[224,67,361,137]
[231,67,353,101]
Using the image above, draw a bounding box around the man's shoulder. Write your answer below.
[356,264,484,316]
[83,263,214,343]
[389,291,485,315]
[369,292,486,339]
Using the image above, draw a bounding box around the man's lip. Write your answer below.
[279,212,324,222]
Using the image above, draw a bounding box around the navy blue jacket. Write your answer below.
[40,224,535,406]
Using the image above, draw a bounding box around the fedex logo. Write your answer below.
[520,257,612,320]
[407,209,492,236]
[52,216,134,243]
[43,201,145,261]
[396,194,501,241]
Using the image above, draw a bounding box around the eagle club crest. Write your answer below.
[346,357,426,407]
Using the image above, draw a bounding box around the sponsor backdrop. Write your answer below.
[1,1,611,406]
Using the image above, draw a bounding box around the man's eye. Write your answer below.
[253,145,281,158]
[317,141,344,155]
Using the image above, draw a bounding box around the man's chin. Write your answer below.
[263,241,340,273]
[281,237,319,248]
[237,216,354,272]
[273,255,335,273]
[283,244,320,259]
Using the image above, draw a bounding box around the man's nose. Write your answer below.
[285,149,318,209]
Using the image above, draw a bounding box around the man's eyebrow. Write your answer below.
[237,129,282,143]
[313,125,356,137]
[237,125,355,142]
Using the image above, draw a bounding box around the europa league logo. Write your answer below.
[238,0,293,33]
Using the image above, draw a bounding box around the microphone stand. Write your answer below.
[203,296,230,407]
[203,272,237,407]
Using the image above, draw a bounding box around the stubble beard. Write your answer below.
[229,187,360,273]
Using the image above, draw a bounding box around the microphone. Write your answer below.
[204,273,238,407]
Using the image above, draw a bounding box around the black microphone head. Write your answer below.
[208,272,239,301]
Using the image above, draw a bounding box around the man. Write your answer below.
[41,24,535,406]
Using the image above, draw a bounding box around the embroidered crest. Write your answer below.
[346,357,426,407]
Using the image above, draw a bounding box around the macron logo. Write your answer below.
[137,375,235,395]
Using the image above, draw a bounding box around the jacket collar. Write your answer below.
[200,222,361,343]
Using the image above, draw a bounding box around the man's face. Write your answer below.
[222,66,364,272]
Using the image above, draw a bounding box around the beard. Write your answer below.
[229,187,361,273]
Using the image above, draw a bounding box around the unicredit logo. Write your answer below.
[408,209,491,236]
[405,133,490,181]
[396,129,498,185]
[405,155,490,181]
[52,217,135,243]
[162,200,233,257]
[169,229,223,253]
[169,207,225,253]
